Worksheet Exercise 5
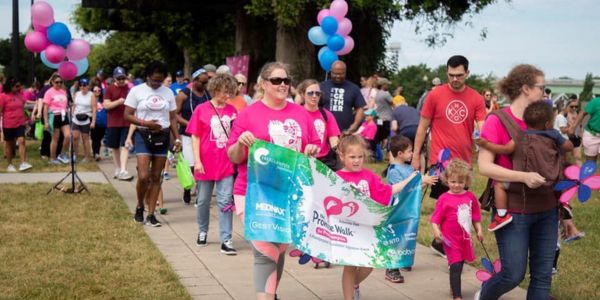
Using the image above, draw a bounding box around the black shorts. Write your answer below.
[375,120,391,144]
[2,126,25,141]
[72,123,91,134]
[106,127,129,148]
[52,115,70,130]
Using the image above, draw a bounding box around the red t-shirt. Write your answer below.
[0,93,27,128]
[421,84,486,165]
[103,84,130,128]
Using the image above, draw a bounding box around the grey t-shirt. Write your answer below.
[374,90,393,121]
[392,105,420,131]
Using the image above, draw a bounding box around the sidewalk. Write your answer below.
[100,159,526,300]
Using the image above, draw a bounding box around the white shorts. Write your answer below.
[582,130,600,157]
[181,135,195,166]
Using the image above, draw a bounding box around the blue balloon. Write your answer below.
[319,49,338,72]
[318,46,330,60]
[40,51,60,69]
[73,58,89,76]
[327,35,345,52]
[321,16,338,35]
[308,26,328,46]
[47,22,72,47]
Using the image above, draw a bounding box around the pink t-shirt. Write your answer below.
[336,168,392,206]
[306,108,341,158]
[359,120,377,141]
[430,191,481,265]
[0,93,27,128]
[421,84,486,165]
[227,100,320,196]
[480,107,527,170]
[43,87,68,114]
[186,101,237,181]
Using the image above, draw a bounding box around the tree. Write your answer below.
[0,34,54,84]
[580,73,595,102]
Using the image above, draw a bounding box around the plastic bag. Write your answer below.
[176,152,194,190]
[35,120,44,140]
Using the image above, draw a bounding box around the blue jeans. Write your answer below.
[196,176,234,242]
[480,208,558,300]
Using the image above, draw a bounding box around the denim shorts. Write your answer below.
[133,130,169,157]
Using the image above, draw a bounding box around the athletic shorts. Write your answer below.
[52,115,70,130]
[106,127,129,149]
[582,130,600,157]
[2,126,25,141]
[72,123,91,134]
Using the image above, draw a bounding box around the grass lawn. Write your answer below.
[367,160,600,299]
[0,183,190,300]
[0,139,100,173]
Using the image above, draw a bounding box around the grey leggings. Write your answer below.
[251,241,287,294]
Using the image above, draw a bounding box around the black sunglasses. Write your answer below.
[268,77,291,86]
[54,81,63,84]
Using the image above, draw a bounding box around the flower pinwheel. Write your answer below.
[429,148,451,176]
[554,161,600,204]
[476,257,501,282]
[289,249,330,269]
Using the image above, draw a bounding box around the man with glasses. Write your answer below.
[411,55,486,257]
[175,68,211,204]
[103,66,134,181]
[320,60,366,133]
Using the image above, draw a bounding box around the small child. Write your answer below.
[335,134,416,300]
[383,135,439,283]
[430,159,483,300]
[354,109,377,154]
[477,101,573,231]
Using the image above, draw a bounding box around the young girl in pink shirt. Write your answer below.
[430,159,483,300]
[335,134,416,300]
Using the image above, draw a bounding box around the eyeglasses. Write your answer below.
[569,105,578,108]
[306,91,321,97]
[238,82,246,86]
[533,84,545,91]
[116,77,126,81]
[484,94,492,97]
[81,84,89,87]
[447,73,466,79]
[267,77,291,86]
[199,80,209,85]
[54,81,63,84]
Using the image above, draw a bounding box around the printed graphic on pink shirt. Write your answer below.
[210,115,233,148]
[457,202,473,239]
[268,119,303,151]
[446,100,469,124]
[313,118,326,144]
[353,180,370,196]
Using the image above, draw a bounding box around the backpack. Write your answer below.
[482,110,560,213]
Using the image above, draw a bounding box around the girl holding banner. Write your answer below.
[226,62,320,300]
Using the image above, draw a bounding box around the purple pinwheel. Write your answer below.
[476,258,501,282]
[429,148,451,176]
[554,161,600,204]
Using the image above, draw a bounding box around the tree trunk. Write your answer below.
[275,5,317,83]
[182,47,191,78]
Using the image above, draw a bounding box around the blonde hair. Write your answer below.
[441,159,472,186]
[296,79,319,105]
[207,73,238,96]
[337,134,372,163]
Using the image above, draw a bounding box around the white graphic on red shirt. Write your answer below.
[210,115,232,148]
[352,180,370,196]
[445,100,469,124]
[313,119,326,144]
[269,119,303,151]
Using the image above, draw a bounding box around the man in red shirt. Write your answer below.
[103,66,133,180]
[411,55,486,255]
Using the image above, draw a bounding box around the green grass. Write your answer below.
[367,160,600,299]
[0,139,99,173]
[0,183,190,300]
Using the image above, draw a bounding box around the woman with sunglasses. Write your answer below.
[43,74,71,165]
[227,73,249,112]
[298,79,340,170]
[71,78,97,162]
[90,84,106,161]
[227,62,320,300]
[0,77,32,171]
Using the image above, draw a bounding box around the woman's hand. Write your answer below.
[237,131,256,147]
[304,144,320,156]
[194,161,205,174]
[125,138,133,150]
[172,139,182,153]
[522,172,546,189]
[476,228,484,242]
[90,122,95,129]
[145,119,162,131]
[44,123,48,130]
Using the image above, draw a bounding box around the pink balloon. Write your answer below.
[317,9,330,25]
[31,1,55,27]
[45,44,66,64]
[329,0,348,21]
[66,39,91,61]
[336,36,354,56]
[32,21,49,35]
[337,18,352,36]
[58,61,78,81]
[24,31,49,53]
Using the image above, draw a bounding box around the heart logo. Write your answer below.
[324,196,359,218]
[269,119,302,151]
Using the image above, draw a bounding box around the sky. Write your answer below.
[1,0,598,79]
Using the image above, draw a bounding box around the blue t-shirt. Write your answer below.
[171,82,188,96]
[179,87,210,135]
[386,162,414,206]
[320,80,366,132]
[524,128,566,147]
[392,105,420,131]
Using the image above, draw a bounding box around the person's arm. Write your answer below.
[478,138,515,155]
[191,134,204,174]
[43,103,49,130]
[422,174,439,186]
[391,120,398,133]
[391,171,418,194]
[175,90,189,126]
[169,110,182,152]
[411,117,431,170]
[227,131,256,164]
[125,124,136,149]
[473,222,483,242]
[90,93,97,129]
[478,146,545,187]
[328,136,339,151]
[346,107,364,133]
[103,89,125,110]
[561,140,574,152]
[431,223,442,241]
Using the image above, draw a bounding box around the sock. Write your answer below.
[497,209,507,217]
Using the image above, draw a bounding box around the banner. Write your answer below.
[226,54,250,93]
[245,141,423,268]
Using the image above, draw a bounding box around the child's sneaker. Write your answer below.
[488,213,513,232]
[385,268,404,283]
[353,285,360,300]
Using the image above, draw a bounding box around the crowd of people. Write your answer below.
[1,54,597,300]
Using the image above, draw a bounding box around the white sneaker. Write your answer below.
[18,162,33,171]
[117,170,134,181]
[6,164,17,172]
[114,169,121,179]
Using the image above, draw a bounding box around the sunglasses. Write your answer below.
[81,83,89,87]
[93,89,101,92]
[116,77,126,81]
[238,82,246,86]
[268,77,291,86]
[306,91,321,97]
[569,105,578,108]
[54,81,63,84]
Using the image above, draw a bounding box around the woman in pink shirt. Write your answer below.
[227,62,320,299]
[186,74,238,255]
[43,74,71,165]
[0,78,32,171]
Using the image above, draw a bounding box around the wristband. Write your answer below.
[140,119,144,127]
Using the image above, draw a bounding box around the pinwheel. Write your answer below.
[554,161,600,204]
[289,249,330,269]
[428,148,451,176]
[475,240,501,282]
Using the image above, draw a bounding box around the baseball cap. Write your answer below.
[79,78,89,85]
[365,108,377,117]
[203,64,217,73]
[432,77,441,86]
[113,66,126,78]
[192,68,207,80]
[377,77,391,86]
[96,69,104,77]
[133,78,143,86]
[175,70,184,77]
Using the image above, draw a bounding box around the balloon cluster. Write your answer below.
[308,0,354,72]
[24,1,90,80]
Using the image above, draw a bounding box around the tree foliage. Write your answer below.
[580,73,595,102]
[0,34,55,84]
